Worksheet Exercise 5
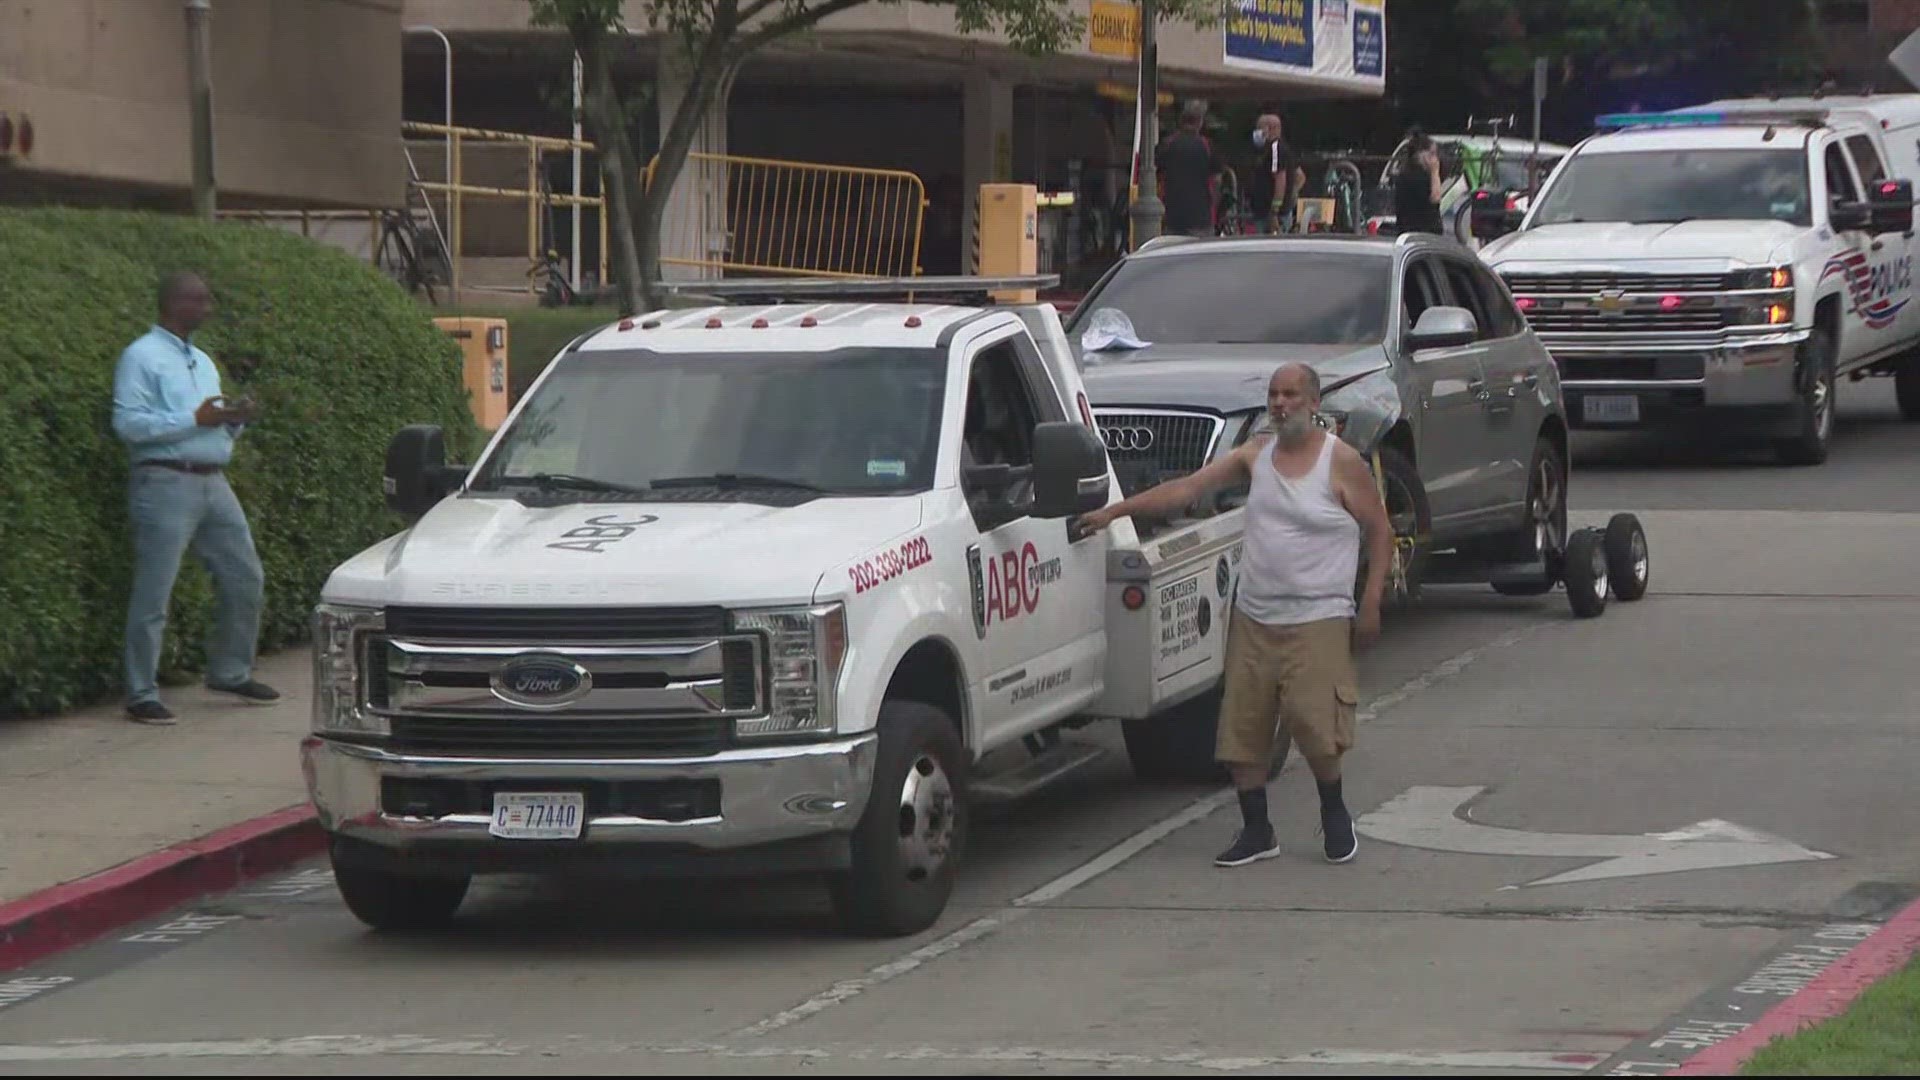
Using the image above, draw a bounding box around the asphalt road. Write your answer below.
[1,379,1916,1075]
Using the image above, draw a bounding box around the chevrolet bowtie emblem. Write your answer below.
[1595,289,1629,314]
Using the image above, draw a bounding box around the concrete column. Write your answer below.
[961,70,1014,274]
[656,51,733,282]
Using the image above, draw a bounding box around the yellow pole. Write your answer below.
[450,129,463,298]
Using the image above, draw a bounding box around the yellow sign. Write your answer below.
[1090,0,1139,59]
[1096,81,1173,107]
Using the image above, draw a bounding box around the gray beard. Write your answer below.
[1273,410,1316,441]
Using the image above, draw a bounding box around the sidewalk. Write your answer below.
[0,647,314,907]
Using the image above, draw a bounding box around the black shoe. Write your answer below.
[1321,804,1358,864]
[209,679,280,703]
[1214,828,1282,868]
[126,700,177,726]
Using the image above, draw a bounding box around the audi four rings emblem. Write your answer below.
[1101,426,1155,451]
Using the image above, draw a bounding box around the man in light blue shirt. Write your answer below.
[111,271,279,724]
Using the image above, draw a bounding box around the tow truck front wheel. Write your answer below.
[830,701,968,937]
[330,839,470,931]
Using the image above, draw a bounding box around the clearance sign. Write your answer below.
[1223,0,1386,91]
[1090,0,1139,59]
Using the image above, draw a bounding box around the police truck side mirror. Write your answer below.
[1032,421,1111,519]
[1831,200,1873,232]
[384,424,465,516]
[1869,178,1915,235]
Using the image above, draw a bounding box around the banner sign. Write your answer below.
[1223,0,1386,91]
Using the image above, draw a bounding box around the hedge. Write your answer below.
[0,209,480,718]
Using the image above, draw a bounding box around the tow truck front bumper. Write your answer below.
[1543,329,1811,430]
[302,733,877,878]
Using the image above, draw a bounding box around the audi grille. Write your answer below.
[1091,410,1228,497]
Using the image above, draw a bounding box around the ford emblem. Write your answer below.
[490,654,592,710]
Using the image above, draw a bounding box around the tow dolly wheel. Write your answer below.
[1562,529,1609,619]
[1603,513,1650,602]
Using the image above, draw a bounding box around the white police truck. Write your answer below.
[1472,95,1920,464]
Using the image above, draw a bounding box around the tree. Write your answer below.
[533,0,1216,312]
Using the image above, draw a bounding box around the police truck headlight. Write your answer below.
[311,604,389,737]
[731,604,848,739]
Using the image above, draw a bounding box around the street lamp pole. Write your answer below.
[184,0,216,219]
[1128,0,1163,248]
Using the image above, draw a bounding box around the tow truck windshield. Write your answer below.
[1529,148,1812,227]
[469,346,947,501]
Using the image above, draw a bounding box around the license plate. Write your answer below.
[1583,394,1640,424]
[489,792,585,840]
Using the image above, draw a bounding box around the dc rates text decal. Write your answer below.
[851,536,933,594]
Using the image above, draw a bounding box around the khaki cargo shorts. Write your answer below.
[1215,609,1359,773]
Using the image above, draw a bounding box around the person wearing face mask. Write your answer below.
[1078,362,1392,868]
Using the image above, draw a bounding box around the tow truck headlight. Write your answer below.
[731,604,848,738]
[311,604,388,737]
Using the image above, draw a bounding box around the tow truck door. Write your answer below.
[955,327,1107,746]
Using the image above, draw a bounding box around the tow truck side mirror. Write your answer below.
[384,424,466,517]
[1869,177,1915,235]
[1032,421,1111,519]
[1468,189,1521,240]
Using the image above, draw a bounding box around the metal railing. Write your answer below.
[644,152,926,278]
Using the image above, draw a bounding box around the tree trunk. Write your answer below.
[568,22,647,316]
[637,42,733,303]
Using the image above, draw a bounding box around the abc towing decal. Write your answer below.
[850,536,933,595]
[970,541,1064,628]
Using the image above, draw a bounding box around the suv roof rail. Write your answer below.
[651,273,1061,305]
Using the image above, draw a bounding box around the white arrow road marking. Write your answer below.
[1356,786,1837,888]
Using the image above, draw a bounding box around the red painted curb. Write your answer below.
[1671,893,1920,1075]
[0,804,325,973]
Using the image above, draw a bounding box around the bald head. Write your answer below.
[157,271,212,334]
[1270,361,1321,400]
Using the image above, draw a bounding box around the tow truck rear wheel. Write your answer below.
[330,839,470,931]
[1122,686,1225,782]
[829,701,968,937]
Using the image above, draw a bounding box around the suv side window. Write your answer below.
[1440,258,1495,340]
[1401,256,1448,328]
[961,338,1046,525]
[1466,260,1525,338]
[1847,135,1888,186]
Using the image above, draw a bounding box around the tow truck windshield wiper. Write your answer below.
[494,472,650,495]
[650,473,828,493]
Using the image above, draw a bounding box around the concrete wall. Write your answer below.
[0,0,403,208]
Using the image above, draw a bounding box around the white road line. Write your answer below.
[0,1036,512,1061]
[733,626,1540,1040]
[0,1037,1599,1071]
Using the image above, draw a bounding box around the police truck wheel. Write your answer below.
[1563,529,1609,619]
[1122,685,1225,782]
[829,701,968,937]
[330,840,470,931]
[1777,326,1835,466]
[1896,358,1920,421]
[1603,513,1651,602]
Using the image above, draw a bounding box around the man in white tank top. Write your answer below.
[1080,363,1393,867]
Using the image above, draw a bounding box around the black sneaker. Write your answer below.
[209,679,280,703]
[1214,828,1282,868]
[1321,805,1358,864]
[126,700,177,726]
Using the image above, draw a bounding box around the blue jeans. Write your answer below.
[123,466,265,706]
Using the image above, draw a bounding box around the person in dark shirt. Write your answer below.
[1251,113,1307,234]
[1393,127,1446,236]
[1160,100,1224,237]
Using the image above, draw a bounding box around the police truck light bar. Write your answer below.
[1594,109,1829,131]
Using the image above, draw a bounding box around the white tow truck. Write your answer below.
[304,276,1251,936]
[1471,95,1920,464]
